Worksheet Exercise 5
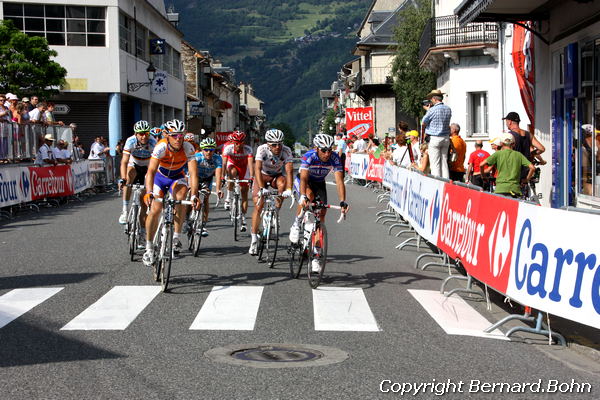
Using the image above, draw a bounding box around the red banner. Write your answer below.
[512,22,535,127]
[28,165,74,200]
[345,107,374,139]
[436,184,519,294]
[366,154,384,182]
[215,131,231,148]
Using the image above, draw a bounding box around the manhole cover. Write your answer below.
[205,343,349,368]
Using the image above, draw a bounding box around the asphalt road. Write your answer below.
[0,180,599,400]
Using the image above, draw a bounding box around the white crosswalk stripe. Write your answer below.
[0,287,64,329]
[61,286,162,330]
[313,287,380,331]
[190,286,264,330]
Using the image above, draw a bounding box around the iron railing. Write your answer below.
[419,15,498,62]
[0,122,78,163]
[359,67,394,86]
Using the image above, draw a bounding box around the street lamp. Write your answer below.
[127,63,157,92]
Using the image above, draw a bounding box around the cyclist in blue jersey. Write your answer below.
[193,137,223,236]
[289,133,348,243]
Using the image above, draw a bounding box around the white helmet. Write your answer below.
[164,119,185,134]
[265,129,284,143]
[134,120,150,132]
[313,133,335,148]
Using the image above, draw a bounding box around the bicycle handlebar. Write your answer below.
[303,202,347,224]
[225,179,252,183]
[154,197,194,206]
[256,190,296,208]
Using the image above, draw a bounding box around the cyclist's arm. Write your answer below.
[299,168,309,197]
[120,152,131,181]
[215,167,223,192]
[254,160,265,188]
[334,170,346,203]
[248,156,255,179]
[187,159,199,198]
[284,161,294,190]
[145,157,159,194]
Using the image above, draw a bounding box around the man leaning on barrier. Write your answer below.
[480,133,534,198]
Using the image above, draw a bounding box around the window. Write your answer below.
[172,50,181,79]
[3,3,106,47]
[467,92,488,136]
[135,22,148,61]
[119,12,132,52]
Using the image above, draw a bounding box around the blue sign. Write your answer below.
[150,38,165,55]
[564,43,578,99]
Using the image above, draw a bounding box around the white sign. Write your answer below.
[189,101,204,116]
[53,104,71,115]
[152,71,168,94]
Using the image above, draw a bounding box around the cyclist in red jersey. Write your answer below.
[222,131,254,232]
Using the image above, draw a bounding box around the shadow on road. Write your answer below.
[0,273,102,291]
[167,270,292,294]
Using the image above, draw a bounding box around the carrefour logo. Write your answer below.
[430,189,440,235]
[488,211,512,278]
[20,170,30,198]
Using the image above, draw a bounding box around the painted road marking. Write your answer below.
[190,286,264,330]
[0,287,64,328]
[313,287,380,331]
[61,286,161,330]
[408,289,508,340]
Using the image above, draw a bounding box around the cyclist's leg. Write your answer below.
[200,179,211,222]
[143,176,167,264]
[171,177,189,235]
[250,174,266,235]
[134,165,148,227]
[273,175,286,209]
[119,165,137,222]
[311,180,328,223]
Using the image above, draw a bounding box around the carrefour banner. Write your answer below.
[386,165,444,244]
[506,203,600,329]
[366,154,384,182]
[70,160,91,194]
[28,165,74,200]
[348,153,369,180]
[0,166,32,207]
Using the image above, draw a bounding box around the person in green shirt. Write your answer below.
[480,133,535,197]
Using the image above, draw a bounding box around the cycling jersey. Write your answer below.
[223,143,253,168]
[151,139,196,178]
[255,144,293,176]
[123,135,157,167]
[195,152,223,179]
[299,149,343,182]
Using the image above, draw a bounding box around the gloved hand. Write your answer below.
[144,193,154,207]
[282,189,292,198]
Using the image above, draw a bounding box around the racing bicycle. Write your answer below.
[123,183,144,261]
[288,200,345,288]
[225,178,252,241]
[187,188,219,257]
[256,186,295,268]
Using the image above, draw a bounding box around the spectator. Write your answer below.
[466,140,490,189]
[27,96,39,112]
[115,139,124,156]
[334,132,347,176]
[351,134,368,153]
[0,94,11,122]
[13,102,28,124]
[29,102,46,123]
[480,133,535,198]
[389,133,411,167]
[35,134,57,166]
[503,111,545,160]
[449,123,466,182]
[89,136,108,160]
[413,143,430,174]
[7,94,19,119]
[44,102,65,126]
[21,97,31,112]
[406,130,420,164]
[53,140,72,164]
[421,89,452,178]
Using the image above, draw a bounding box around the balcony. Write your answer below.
[419,15,498,72]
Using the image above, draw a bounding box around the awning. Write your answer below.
[218,100,232,109]
[454,0,549,26]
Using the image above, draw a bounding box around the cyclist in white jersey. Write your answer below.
[118,120,157,230]
[248,129,294,255]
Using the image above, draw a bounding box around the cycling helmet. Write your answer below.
[265,129,284,143]
[229,130,246,143]
[313,133,335,148]
[164,119,185,134]
[134,120,150,133]
[200,137,216,149]
[184,133,196,142]
[149,127,163,138]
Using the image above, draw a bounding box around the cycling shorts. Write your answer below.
[227,163,251,186]
[152,171,188,197]
[199,177,213,191]
[130,164,147,185]
[293,175,327,204]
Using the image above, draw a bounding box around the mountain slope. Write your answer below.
[171,0,371,139]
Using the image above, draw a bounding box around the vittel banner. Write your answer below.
[28,165,74,200]
[0,166,32,207]
[345,107,374,139]
[507,203,600,329]
[437,184,519,294]
[215,131,232,148]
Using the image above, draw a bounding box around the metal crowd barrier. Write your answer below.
[0,121,76,163]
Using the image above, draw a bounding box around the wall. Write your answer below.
[374,96,396,138]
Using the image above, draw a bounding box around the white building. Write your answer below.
[1,0,185,153]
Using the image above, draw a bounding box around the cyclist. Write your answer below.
[194,137,224,236]
[248,129,294,255]
[184,132,200,152]
[118,121,157,238]
[222,130,254,232]
[142,119,199,266]
[289,134,349,272]
[150,127,164,140]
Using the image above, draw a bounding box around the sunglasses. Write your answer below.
[268,142,282,147]
[202,148,215,152]
[136,131,149,136]
[319,147,333,153]
[168,133,184,139]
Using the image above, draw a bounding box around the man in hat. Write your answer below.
[503,111,545,161]
[421,89,452,178]
[480,133,535,198]
[35,134,57,166]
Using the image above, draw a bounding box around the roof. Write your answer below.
[355,0,416,47]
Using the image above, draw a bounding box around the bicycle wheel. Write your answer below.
[233,195,239,241]
[265,215,279,268]
[128,206,138,260]
[160,223,174,292]
[308,224,328,289]
[187,210,196,251]
[193,216,206,257]
[256,227,266,261]
[152,221,163,282]
[288,242,305,279]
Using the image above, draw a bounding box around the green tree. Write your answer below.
[390,0,435,125]
[269,122,296,148]
[0,20,67,98]
[322,108,336,136]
